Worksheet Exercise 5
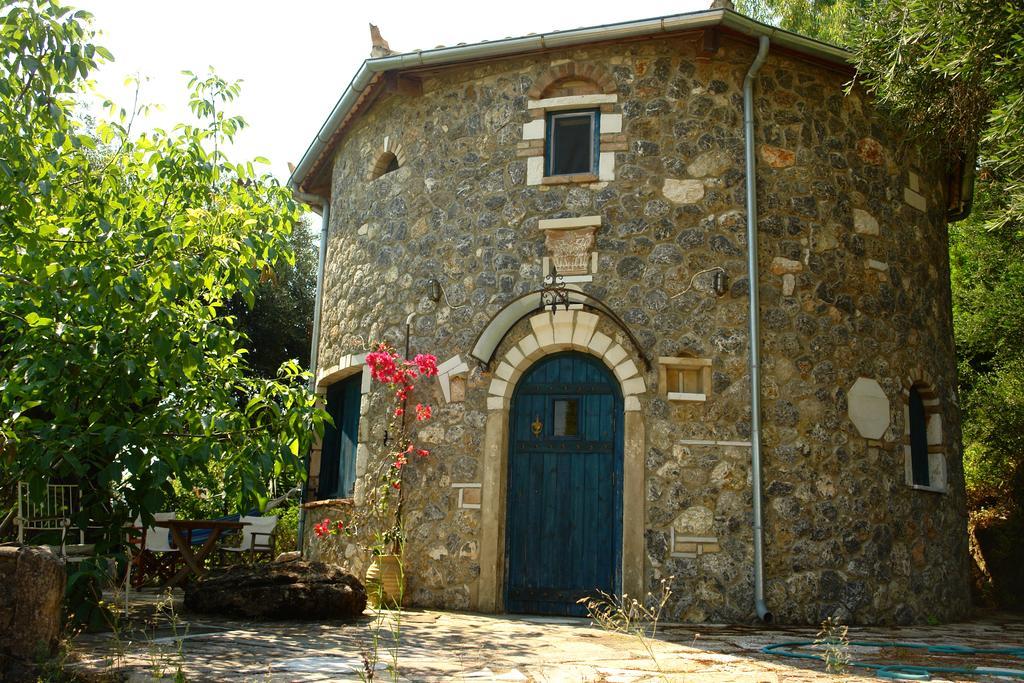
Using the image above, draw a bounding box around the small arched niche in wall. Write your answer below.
[366,136,407,181]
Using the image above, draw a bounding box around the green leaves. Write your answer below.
[846,0,1024,511]
[0,0,327,553]
[733,0,870,46]
[23,311,52,327]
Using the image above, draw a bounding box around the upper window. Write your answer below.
[546,110,599,177]
[908,386,930,487]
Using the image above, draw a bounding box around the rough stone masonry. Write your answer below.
[299,25,970,625]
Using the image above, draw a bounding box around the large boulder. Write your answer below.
[0,546,66,680]
[183,560,366,619]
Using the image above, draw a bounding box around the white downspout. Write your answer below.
[293,191,330,553]
[744,34,773,623]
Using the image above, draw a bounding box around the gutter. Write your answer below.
[743,34,773,624]
[286,10,848,193]
[292,189,330,553]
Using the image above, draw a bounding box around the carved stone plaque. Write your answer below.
[544,227,595,275]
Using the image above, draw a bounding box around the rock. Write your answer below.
[770,256,803,275]
[0,546,65,678]
[686,150,731,178]
[853,209,879,236]
[856,137,885,165]
[673,505,714,536]
[662,178,704,204]
[274,551,301,563]
[184,561,366,620]
[760,144,795,168]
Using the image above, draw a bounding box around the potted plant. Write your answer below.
[313,342,437,607]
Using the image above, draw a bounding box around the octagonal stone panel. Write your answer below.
[848,377,890,439]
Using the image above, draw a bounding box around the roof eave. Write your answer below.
[287,9,849,196]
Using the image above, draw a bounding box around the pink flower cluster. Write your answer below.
[366,345,438,386]
[367,345,439,414]
[364,343,437,480]
[313,518,345,539]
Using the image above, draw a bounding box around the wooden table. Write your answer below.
[154,519,246,587]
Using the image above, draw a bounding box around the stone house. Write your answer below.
[287,7,973,624]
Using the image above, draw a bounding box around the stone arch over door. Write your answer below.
[477,309,646,612]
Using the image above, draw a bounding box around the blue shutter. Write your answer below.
[318,374,361,499]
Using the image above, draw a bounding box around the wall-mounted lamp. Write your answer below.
[713,270,729,297]
[427,278,441,303]
[670,266,729,300]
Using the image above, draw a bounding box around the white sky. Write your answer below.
[77,0,707,185]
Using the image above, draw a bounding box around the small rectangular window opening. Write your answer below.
[667,367,704,395]
[547,110,598,176]
[553,399,579,436]
[909,388,930,487]
[659,357,712,403]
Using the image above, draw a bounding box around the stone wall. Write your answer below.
[304,29,970,624]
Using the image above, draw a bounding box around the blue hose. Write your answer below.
[762,640,1024,680]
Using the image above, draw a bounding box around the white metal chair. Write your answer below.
[17,482,82,544]
[15,482,95,560]
[218,515,278,565]
[126,512,180,588]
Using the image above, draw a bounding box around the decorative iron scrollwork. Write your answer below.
[539,266,571,313]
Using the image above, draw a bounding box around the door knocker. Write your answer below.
[531,416,543,436]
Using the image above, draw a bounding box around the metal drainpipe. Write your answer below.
[293,190,330,553]
[744,34,773,623]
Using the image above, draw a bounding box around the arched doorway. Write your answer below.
[504,351,624,615]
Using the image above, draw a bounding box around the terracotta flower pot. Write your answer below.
[365,554,404,608]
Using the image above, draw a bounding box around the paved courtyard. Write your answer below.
[65,591,1024,682]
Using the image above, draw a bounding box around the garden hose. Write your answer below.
[762,640,1024,680]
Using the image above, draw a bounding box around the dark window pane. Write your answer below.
[551,114,593,175]
[553,399,578,436]
[384,155,400,174]
[909,387,930,486]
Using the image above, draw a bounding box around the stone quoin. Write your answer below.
[287,7,972,624]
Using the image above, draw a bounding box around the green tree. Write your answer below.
[734,0,872,45]
[227,217,317,379]
[0,0,325,549]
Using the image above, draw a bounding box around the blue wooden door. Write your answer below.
[505,352,623,616]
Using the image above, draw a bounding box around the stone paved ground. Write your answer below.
[65,591,1024,682]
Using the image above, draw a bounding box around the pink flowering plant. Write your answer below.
[313,342,438,555]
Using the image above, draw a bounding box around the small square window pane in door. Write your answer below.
[553,399,578,436]
[549,111,596,176]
